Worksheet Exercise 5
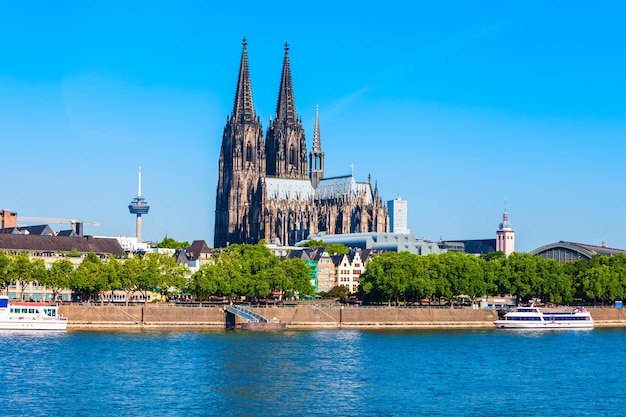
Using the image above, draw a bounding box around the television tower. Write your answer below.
[128,164,150,242]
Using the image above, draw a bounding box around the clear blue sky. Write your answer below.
[1,1,625,253]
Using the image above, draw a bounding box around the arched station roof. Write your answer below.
[530,241,626,263]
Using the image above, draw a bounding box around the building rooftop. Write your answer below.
[0,234,125,256]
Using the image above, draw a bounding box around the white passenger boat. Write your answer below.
[494,305,593,329]
[0,295,67,331]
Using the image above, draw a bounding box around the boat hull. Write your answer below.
[240,322,286,331]
[0,319,67,331]
[494,321,594,329]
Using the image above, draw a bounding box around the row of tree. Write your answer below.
[3,242,626,306]
[0,251,188,303]
[0,244,315,303]
[359,251,626,306]
[188,244,314,301]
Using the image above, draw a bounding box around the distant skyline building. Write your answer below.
[128,164,150,243]
[0,209,17,229]
[388,195,409,234]
[496,205,515,257]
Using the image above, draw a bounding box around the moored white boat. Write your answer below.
[0,295,67,331]
[494,305,593,329]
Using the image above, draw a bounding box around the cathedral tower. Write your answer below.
[309,103,325,188]
[214,41,389,248]
[265,43,308,179]
[214,38,265,248]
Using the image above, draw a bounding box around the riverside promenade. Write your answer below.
[59,304,626,329]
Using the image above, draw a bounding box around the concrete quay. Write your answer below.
[59,304,626,330]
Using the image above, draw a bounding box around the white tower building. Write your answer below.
[128,165,150,243]
[496,205,515,257]
[388,195,409,234]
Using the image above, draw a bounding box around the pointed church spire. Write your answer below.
[267,42,307,179]
[232,37,256,124]
[275,42,297,125]
[499,199,512,230]
[313,103,322,152]
[309,103,325,188]
[374,180,380,202]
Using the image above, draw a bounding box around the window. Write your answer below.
[289,145,296,165]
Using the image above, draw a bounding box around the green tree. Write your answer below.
[609,254,626,301]
[301,239,325,248]
[501,253,542,305]
[11,253,35,301]
[106,257,123,302]
[118,256,144,305]
[156,237,190,250]
[71,252,109,302]
[228,243,279,299]
[325,244,349,255]
[407,255,436,304]
[438,252,486,304]
[360,252,412,306]
[0,251,12,295]
[481,251,505,262]
[41,259,74,302]
[580,255,619,306]
[581,264,607,306]
[429,254,452,304]
[326,285,349,300]
[300,239,349,255]
[136,253,164,302]
[536,257,571,304]
[190,263,229,300]
[280,257,314,298]
[153,254,189,300]
[31,258,47,300]
[482,256,501,297]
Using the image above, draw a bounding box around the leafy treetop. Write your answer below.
[156,237,190,250]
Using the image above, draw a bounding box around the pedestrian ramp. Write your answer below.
[224,305,269,323]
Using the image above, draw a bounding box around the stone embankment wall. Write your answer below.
[61,304,499,329]
[585,307,626,322]
[255,306,498,328]
[62,304,225,328]
[59,304,626,329]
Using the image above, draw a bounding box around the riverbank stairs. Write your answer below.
[224,305,269,323]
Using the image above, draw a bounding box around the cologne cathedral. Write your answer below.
[214,39,388,248]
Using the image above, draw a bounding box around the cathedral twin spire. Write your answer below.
[216,39,388,248]
[230,39,316,181]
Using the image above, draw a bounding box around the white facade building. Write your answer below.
[333,251,366,293]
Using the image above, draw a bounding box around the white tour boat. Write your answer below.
[0,295,67,331]
[494,305,593,329]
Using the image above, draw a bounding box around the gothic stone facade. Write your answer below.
[214,39,388,248]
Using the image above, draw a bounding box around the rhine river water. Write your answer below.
[2,328,625,416]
